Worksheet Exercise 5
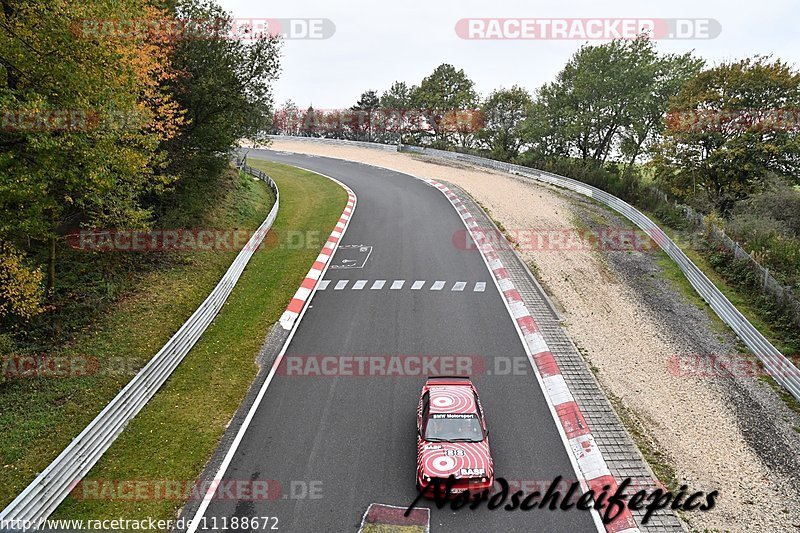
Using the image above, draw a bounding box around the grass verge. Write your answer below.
[1,162,346,524]
[360,525,425,533]
[605,391,679,492]
[644,210,797,355]
[51,161,346,521]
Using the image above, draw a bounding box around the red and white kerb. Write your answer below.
[278,188,357,330]
[429,179,640,533]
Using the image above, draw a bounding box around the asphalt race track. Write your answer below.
[196,150,599,532]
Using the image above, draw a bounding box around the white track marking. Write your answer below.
[325,279,487,292]
[327,159,607,532]
[190,155,601,532]
[186,165,356,533]
[426,181,606,533]
[257,151,605,533]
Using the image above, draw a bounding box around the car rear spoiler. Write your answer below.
[425,376,472,385]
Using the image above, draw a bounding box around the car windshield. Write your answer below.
[424,413,484,442]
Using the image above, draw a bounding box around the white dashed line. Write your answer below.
[320,279,489,293]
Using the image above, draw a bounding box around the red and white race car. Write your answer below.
[416,376,494,496]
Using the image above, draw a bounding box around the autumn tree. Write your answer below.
[410,64,478,147]
[162,0,281,192]
[618,52,703,176]
[380,82,412,109]
[523,36,700,167]
[301,105,322,137]
[379,82,412,142]
[0,0,182,296]
[652,56,800,214]
[273,99,301,135]
[351,89,380,141]
[0,243,44,321]
[477,86,532,161]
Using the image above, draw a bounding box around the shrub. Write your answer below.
[0,243,45,323]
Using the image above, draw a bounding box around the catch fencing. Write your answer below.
[680,205,800,323]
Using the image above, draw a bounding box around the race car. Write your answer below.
[416,376,494,496]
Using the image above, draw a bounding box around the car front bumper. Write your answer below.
[416,476,494,499]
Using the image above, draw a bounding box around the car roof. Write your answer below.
[427,384,477,414]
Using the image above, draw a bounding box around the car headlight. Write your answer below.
[481,477,487,482]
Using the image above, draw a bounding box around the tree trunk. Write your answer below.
[2,0,20,91]
[47,235,55,295]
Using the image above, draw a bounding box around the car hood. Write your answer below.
[417,440,493,479]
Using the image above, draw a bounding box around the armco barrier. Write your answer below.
[266,134,398,152]
[0,164,279,525]
[398,144,800,402]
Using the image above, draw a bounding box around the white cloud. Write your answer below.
[217,0,800,108]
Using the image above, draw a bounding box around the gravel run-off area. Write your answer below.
[255,139,800,532]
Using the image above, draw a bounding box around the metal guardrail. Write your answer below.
[681,204,800,327]
[398,144,800,402]
[265,134,398,151]
[0,164,279,526]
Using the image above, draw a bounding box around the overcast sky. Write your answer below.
[217,0,799,109]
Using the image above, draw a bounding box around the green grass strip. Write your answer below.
[2,161,345,523]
